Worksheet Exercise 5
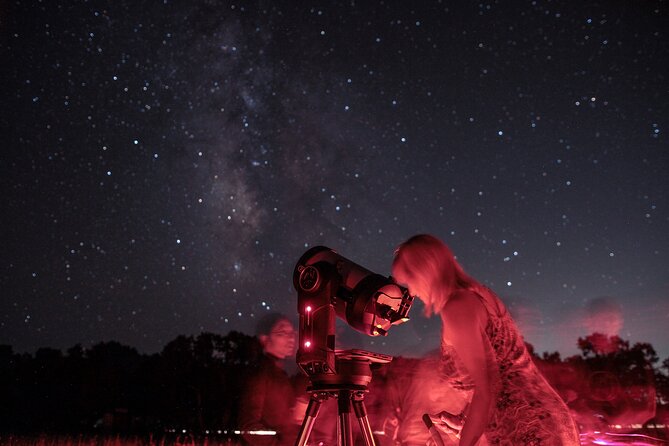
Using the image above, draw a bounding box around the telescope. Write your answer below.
[292,246,414,446]
[293,246,413,379]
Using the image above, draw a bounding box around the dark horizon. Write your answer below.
[0,329,666,441]
[3,326,668,369]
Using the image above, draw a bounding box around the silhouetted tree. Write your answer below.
[157,335,198,428]
[217,330,262,428]
[655,357,669,406]
[0,345,19,431]
[572,333,658,427]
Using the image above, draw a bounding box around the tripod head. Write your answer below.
[293,246,414,383]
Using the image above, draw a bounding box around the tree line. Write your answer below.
[1,331,668,435]
[0,331,262,434]
[530,333,669,432]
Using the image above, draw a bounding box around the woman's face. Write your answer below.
[392,262,429,303]
[261,319,296,359]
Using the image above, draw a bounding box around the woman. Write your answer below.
[238,313,303,446]
[392,235,580,446]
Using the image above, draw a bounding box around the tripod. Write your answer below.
[294,351,390,446]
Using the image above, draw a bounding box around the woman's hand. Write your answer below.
[291,397,309,424]
[438,410,465,431]
[431,410,465,439]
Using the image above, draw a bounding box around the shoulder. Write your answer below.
[445,289,485,311]
[441,289,487,326]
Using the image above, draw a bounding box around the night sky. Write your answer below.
[2,1,667,361]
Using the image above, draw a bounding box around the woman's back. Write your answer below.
[441,288,580,445]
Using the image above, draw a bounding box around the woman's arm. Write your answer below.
[441,291,498,446]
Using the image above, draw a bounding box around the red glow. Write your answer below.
[304,340,311,348]
[306,305,312,312]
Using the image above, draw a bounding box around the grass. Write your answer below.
[0,434,242,446]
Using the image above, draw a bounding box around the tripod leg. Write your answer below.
[352,394,376,446]
[338,390,354,446]
[295,395,323,446]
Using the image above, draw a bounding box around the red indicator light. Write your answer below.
[306,305,312,312]
[304,341,311,348]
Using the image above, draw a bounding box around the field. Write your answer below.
[0,434,241,446]
[3,432,669,446]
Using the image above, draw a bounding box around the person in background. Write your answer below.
[392,234,580,446]
[238,312,304,446]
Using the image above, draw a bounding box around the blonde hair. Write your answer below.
[393,234,479,316]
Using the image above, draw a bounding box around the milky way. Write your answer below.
[2,1,667,360]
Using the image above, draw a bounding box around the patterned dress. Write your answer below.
[439,288,580,446]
